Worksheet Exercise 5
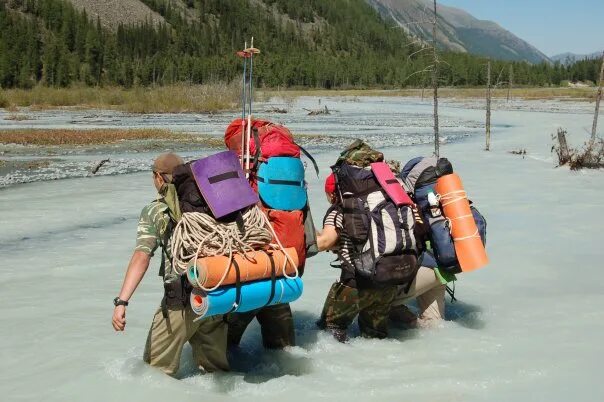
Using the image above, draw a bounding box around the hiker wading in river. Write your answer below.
[111,152,229,376]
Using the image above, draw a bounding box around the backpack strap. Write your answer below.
[250,126,262,170]
[265,253,277,306]
[228,259,243,313]
[158,218,175,278]
[296,143,320,177]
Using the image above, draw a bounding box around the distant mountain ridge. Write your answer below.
[367,0,550,64]
[551,51,603,65]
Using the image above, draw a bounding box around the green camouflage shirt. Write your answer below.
[135,200,177,281]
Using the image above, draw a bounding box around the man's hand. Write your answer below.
[112,305,127,331]
[112,251,152,332]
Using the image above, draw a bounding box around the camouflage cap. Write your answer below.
[152,153,184,175]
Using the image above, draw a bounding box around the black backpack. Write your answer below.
[333,162,419,287]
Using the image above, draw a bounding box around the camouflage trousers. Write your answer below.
[318,281,397,339]
[227,303,295,349]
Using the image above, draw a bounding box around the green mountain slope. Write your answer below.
[0,0,597,89]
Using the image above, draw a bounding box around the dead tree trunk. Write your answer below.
[590,52,604,146]
[432,0,440,158]
[486,61,492,151]
[507,64,513,102]
[557,128,570,165]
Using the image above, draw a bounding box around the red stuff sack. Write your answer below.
[224,118,272,155]
[224,118,301,160]
[264,208,306,272]
[254,124,300,159]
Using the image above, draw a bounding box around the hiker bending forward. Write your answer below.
[316,174,397,341]
[111,153,229,376]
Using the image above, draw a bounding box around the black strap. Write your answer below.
[362,202,378,280]
[161,296,169,319]
[158,219,175,278]
[228,259,242,313]
[446,283,457,303]
[265,253,277,305]
[296,143,320,177]
[252,127,261,167]
[256,176,304,186]
[235,211,245,234]
[208,171,239,184]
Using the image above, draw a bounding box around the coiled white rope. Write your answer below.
[171,206,299,292]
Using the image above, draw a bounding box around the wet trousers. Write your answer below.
[391,266,446,325]
[227,303,295,349]
[143,304,229,376]
[318,278,397,339]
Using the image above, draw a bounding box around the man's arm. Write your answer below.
[317,225,339,252]
[112,251,152,332]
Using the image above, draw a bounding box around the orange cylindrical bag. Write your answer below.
[187,248,299,289]
[435,173,488,272]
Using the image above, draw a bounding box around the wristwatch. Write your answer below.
[113,297,129,307]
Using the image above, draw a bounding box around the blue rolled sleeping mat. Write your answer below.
[190,276,304,319]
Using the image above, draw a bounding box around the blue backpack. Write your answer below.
[400,157,487,274]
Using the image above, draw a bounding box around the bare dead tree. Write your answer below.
[399,1,442,156]
[431,0,440,157]
[590,51,604,146]
[486,61,492,151]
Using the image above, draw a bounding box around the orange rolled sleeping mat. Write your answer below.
[186,247,299,290]
[435,173,489,272]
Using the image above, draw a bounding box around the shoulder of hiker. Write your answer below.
[136,201,169,254]
[323,205,344,229]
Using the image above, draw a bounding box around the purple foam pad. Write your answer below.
[191,151,259,218]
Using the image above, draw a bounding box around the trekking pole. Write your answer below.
[244,38,260,178]
[237,41,248,168]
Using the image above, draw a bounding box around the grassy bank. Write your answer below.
[261,87,598,101]
[0,83,240,113]
[0,85,597,114]
[0,129,226,147]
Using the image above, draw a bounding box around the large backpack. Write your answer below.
[401,157,487,274]
[224,119,319,268]
[332,142,419,287]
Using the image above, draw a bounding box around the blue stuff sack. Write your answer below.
[257,157,307,211]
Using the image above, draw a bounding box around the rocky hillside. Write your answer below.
[368,0,551,64]
[66,0,165,29]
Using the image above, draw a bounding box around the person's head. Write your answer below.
[325,173,337,204]
[152,152,184,191]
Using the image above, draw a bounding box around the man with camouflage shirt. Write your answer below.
[111,153,229,376]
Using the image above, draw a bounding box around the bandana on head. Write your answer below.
[324,173,336,194]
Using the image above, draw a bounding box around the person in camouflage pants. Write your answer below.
[317,273,397,341]
[111,153,229,376]
[315,168,397,342]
